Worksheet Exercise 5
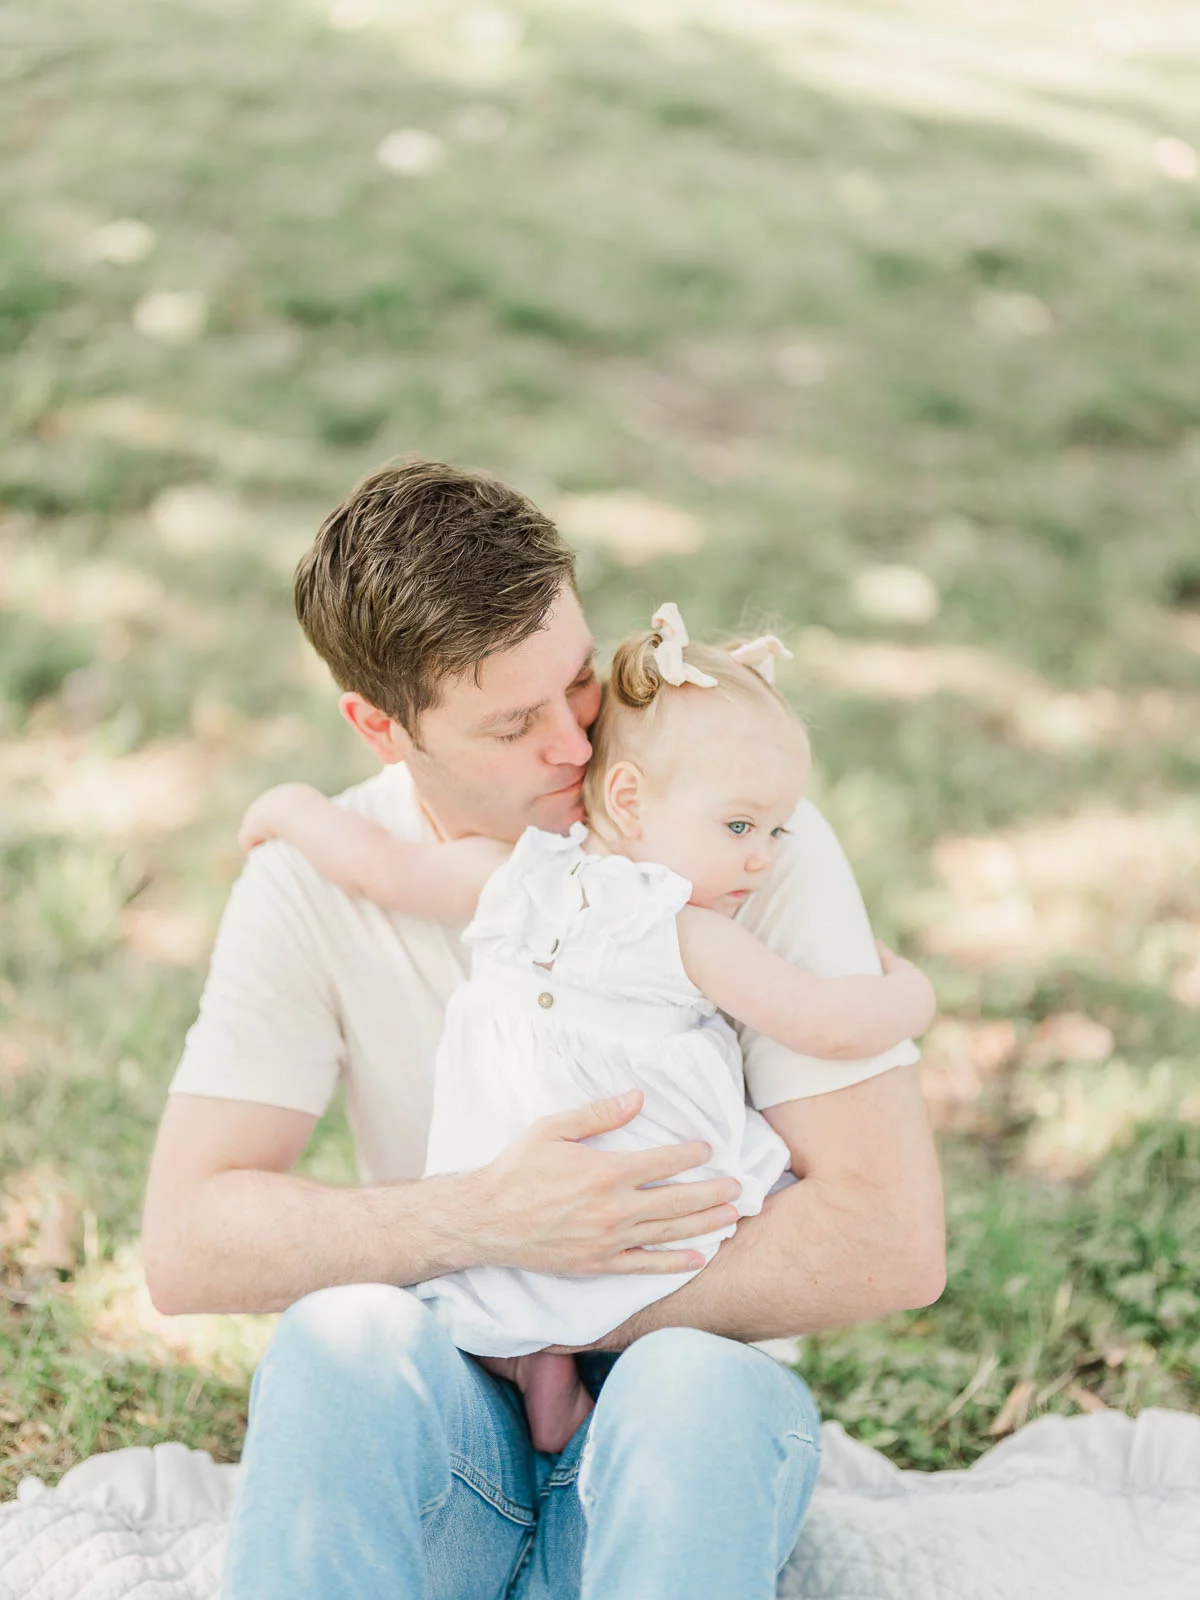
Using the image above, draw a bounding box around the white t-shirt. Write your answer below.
[170,765,918,1183]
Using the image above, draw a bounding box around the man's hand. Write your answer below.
[465,1089,741,1277]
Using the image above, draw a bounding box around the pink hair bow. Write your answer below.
[729,634,793,684]
[651,603,718,689]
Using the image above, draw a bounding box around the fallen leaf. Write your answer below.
[990,1378,1036,1437]
[1027,1013,1114,1066]
[1064,1383,1109,1414]
[944,1350,999,1420]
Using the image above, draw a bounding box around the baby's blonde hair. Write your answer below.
[582,625,798,832]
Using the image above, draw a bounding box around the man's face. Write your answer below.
[400,585,601,842]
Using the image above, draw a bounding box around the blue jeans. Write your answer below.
[222,1285,821,1599]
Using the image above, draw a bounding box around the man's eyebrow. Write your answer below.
[472,646,595,735]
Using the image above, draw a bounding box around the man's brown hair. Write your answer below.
[294,461,576,740]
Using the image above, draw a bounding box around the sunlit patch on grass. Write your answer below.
[552,490,705,565]
[0,542,165,628]
[1020,1058,1195,1180]
[793,630,1198,754]
[583,0,1200,174]
[1,1164,83,1276]
[77,1243,273,1382]
[371,0,526,81]
[132,290,207,344]
[850,565,940,626]
[1,737,216,840]
[926,806,1200,970]
[376,128,448,175]
[918,1016,1016,1133]
[58,398,319,482]
[1025,1012,1114,1068]
[122,905,213,968]
[1152,136,1198,181]
[81,219,157,266]
[329,0,378,30]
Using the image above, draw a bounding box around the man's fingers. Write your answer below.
[630,1175,739,1222]
[631,1205,739,1247]
[537,1090,644,1143]
[619,1140,713,1186]
[609,1247,706,1276]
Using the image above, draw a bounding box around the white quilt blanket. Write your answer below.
[2,1407,1198,1599]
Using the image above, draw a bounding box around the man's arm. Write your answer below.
[144,830,742,1317]
[141,1089,743,1316]
[578,1061,945,1351]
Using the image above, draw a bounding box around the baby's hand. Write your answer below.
[238,782,323,853]
[876,941,937,1038]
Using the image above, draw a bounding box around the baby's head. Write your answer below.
[582,606,811,914]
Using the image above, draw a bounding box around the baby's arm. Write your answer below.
[239,783,509,922]
[676,906,936,1060]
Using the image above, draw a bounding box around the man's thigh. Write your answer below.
[424,1350,541,1600]
[517,1336,820,1600]
[223,1285,541,1600]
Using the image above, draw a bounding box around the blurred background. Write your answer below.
[2,0,1199,1488]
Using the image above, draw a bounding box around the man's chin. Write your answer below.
[531,785,586,835]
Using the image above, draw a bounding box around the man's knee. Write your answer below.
[595,1329,816,1455]
[598,1330,759,1438]
[258,1284,447,1408]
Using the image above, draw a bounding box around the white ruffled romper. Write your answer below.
[414,823,792,1356]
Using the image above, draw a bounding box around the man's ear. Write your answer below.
[339,693,412,765]
[603,759,645,840]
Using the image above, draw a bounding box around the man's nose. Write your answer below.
[543,702,592,767]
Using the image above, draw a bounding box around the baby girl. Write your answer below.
[240,604,936,1451]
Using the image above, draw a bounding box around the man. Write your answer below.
[142,461,945,1598]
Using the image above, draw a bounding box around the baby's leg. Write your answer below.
[477,1352,595,1454]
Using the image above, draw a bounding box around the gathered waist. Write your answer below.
[468,957,707,1040]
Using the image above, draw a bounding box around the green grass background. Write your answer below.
[2,0,1199,1488]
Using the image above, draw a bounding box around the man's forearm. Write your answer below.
[591,1174,937,1350]
[144,1167,483,1316]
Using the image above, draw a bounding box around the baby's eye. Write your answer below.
[726,820,752,836]
[770,826,791,840]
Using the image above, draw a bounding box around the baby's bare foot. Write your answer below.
[479,1352,594,1453]
[519,1352,595,1452]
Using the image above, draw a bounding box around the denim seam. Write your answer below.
[544,1456,583,1489]
[447,1454,537,1525]
[501,1525,538,1600]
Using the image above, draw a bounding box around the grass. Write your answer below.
[2,0,1200,1491]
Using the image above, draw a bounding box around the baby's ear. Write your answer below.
[602,759,645,839]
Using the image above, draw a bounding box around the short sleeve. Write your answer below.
[170,841,345,1116]
[736,799,919,1108]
